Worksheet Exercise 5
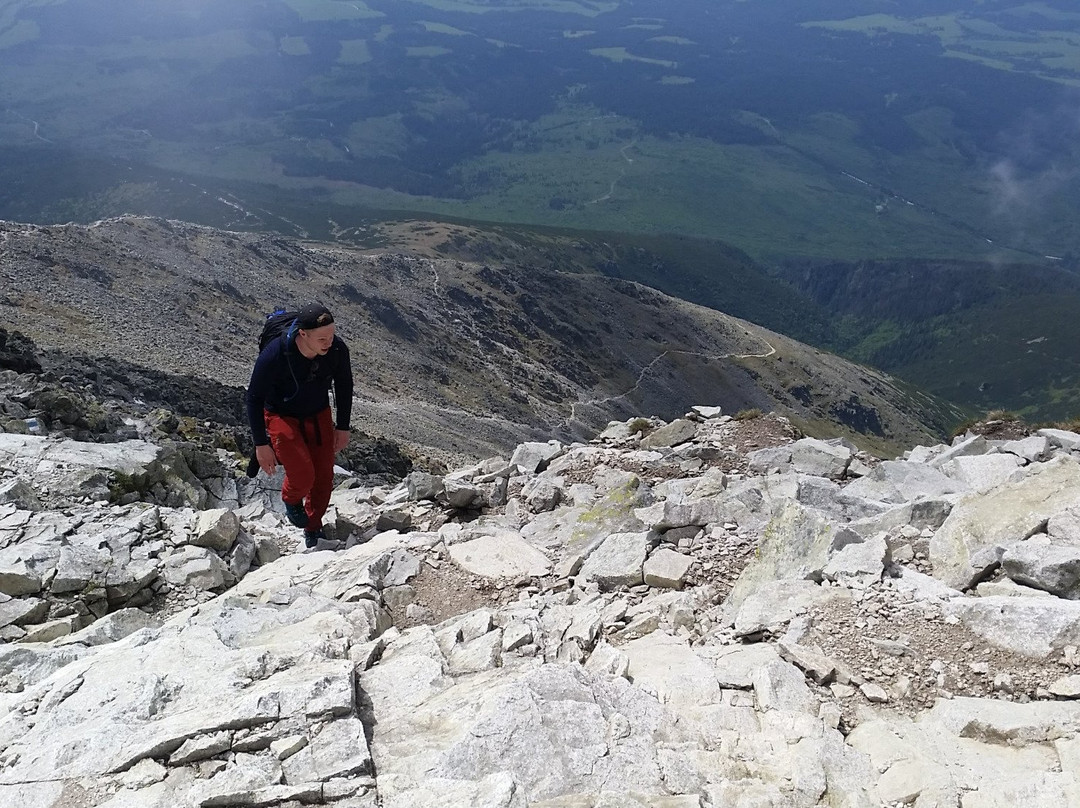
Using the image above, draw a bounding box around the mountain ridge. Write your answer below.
[0,215,958,461]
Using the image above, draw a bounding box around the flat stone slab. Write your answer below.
[0,434,161,474]
[449,534,552,579]
[942,596,1080,658]
[931,456,1080,590]
[643,548,693,590]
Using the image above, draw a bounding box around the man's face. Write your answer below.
[299,323,335,355]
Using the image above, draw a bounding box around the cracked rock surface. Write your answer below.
[3,395,1080,806]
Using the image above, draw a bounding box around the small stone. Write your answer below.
[271,734,309,760]
[1049,675,1080,698]
[992,673,1014,693]
[860,682,889,703]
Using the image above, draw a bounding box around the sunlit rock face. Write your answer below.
[3,398,1080,806]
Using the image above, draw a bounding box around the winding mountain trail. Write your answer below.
[735,340,776,360]
[561,335,776,429]
[382,261,782,442]
[586,139,637,205]
[5,109,52,143]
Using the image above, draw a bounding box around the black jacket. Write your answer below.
[246,333,353,446]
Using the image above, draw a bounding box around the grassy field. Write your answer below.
[1,0,1078,264]
[0,3,1070,254]
[286,102,1041,263]
[805,7,1080,85]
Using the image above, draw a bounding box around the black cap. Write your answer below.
[297,303,334,330]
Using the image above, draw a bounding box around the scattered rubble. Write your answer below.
[4,383,1080,805]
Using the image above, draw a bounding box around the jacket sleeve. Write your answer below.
[246,343,278,446]
[332,338,354,431]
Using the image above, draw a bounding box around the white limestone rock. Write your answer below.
[622,632,723,713]
[1001,535,1080,598]
[928,696,1080,742]
[941,596,1080,658]
[191,508,240,552]
[1049,675,1080,698]
[443,479,484,509]
[1049,507,1080,542]
[700,643,782,689]
[361,648,689,808]
[448,533,552,579]
[406,471,444,501]
[751,659,818,713]
[522,476,563,513]
[940,453,1023,492]
[643,548,692,590]
[0,585,375,787]
[19,616,78,643]
[163,544,230,590]
[890,568,962,601]
[578,532,648,590]
[794,475,890,523]
[280,717,371,783]
[930,456,1080,590]
[168,730,232,765]
[1037,428,1080,452]
[731,578,846,638]
[821,533,889,585]
[1002,435,1051,463]
[790,437,853,480]
[928,434,992,468]
[975,578,1054,598]
[640,419,698,449]
[746,445,792,475]
[583,640,630,678]
[52,541,113,595]
[509,440,563,474]
[0,594,47,628]
[54,607,158,648]
[447,629,503,675]
[0,479,39,511]
[690,405,723,419]
[725,501,854,613]
[843,460,965,504]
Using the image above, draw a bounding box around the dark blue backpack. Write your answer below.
[258,308,299,353]
[246,308,300,478]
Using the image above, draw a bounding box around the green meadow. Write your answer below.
[1,0,1078,263]
[805,6,1080,84]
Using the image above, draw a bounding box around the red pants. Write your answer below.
[265,407,335,532]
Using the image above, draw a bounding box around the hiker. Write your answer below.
[246,303,354,549]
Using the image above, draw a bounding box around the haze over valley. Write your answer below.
[3,0,1080,420]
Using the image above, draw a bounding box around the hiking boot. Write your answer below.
[303,529,341,553]
[283,500,308,528]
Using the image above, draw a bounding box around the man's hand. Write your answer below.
[333,429,351,453]
[256,444,278,475]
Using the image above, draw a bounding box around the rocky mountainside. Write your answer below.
[0,216,959,463]
[3,343,1080,807]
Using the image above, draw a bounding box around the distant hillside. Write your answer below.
[369,219,837,347]
[0,216,957,460]
[365,218,1080,424]
[774,258,1080,423]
